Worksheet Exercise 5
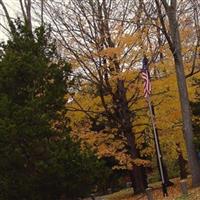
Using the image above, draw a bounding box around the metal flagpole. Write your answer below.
[141,55,168,196]
[147,95,168,197]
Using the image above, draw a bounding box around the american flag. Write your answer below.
[141,56,151,98]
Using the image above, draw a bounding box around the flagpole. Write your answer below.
[147,95,168,196]
[141,55,168,196]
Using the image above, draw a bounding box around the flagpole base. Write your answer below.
[162,183,168,197]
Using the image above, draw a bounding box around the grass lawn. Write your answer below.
[99,177,200,200]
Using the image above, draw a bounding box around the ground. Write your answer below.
[98,177,200,200]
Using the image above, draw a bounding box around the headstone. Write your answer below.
[126,182,132,188]
[90,194,95,200]
[180,179,188,195]
[107,188,112,194]
[146,188,154,200]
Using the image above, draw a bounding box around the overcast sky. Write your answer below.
[0,0,22,41]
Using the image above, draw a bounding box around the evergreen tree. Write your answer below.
[0,20,109,200]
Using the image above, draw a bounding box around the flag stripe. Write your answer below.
[141,56,151,98]
[141,69,151,98]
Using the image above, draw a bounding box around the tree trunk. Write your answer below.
[126,125,148,194]
[165,2,200,186]
[130,165,148,194]
[114,79,148,194]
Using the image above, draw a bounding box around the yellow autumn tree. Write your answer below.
[45,0,200,192]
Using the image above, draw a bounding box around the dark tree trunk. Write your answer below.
[176,143,188,180]
[130,165,148,194]
[126,126,148,194]
[178,154,188,180]
[113,79,148,194]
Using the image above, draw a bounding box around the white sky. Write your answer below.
[0,0,22,41]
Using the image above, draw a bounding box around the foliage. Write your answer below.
[46,0,198,188]
[0,21,109,200]
[191,78,200,153]
[0,0,199,196]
